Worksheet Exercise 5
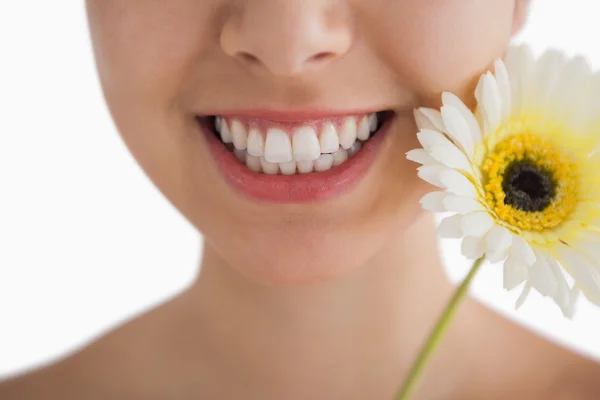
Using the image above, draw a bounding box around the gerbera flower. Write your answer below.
[407,45,600,318]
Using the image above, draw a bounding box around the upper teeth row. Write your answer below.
[214,114,378,163]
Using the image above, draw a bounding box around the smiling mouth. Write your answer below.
[198,111,393,175]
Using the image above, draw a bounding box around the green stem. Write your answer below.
[395,257,485,400]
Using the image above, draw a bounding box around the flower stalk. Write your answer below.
[395,257,485,400]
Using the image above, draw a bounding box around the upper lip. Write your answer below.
[199,108,390,123]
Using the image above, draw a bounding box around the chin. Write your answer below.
[210,212,403,287]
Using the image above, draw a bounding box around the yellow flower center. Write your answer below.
[481,133,579,232]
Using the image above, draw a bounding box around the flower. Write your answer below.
[407,45,600,318]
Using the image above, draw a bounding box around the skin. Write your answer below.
[2,0,600,398]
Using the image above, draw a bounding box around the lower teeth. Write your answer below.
[230,140,367,175]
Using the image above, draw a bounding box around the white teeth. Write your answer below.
[247,128,264,157]
[314,154,334,172]
[339,117,357,149]
[246,154,261,172]
[297,160,314,174]
[260,157,280,175]
[215,113,379,174]
[234,148,246,162]
[319,122,339,153]
[279,161,297,175]
[292,126,321,161]
[332,147,348,166]
[357,117,370,141]
[219,120,233,143]
[347,141,362,158]
[368,113,378,132]
[264,128,293,163]
[231,120,247,150]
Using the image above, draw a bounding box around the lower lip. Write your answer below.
[196,117,392,203]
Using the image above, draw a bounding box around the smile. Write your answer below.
[209,112,386,174]
[196,110,395,203]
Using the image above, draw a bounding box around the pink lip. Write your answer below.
[196,115,393,204]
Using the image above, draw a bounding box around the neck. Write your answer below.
[186,213,455,399]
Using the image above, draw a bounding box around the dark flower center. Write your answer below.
[502,161,555,212]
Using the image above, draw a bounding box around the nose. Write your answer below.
[220,0,353,76]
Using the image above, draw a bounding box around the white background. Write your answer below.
[1,0,600,379]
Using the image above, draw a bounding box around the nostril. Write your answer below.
[237,51,262,66]
[308,52,335,63]
[241,51,333,65]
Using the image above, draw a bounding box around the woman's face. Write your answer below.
[86,0,521,285]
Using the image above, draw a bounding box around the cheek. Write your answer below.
[372,0,515,104]
[88,9,223,218]
[88,0,218,115]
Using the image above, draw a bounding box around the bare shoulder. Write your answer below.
[463,300,600,400]
[0,293,193,400]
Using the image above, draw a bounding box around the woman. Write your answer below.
[2,0,600,398]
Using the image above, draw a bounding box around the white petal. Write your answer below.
[503,254,528,290]
[461,236,486,259]
[487,249,509,264]
[474,75,487,133]
[441,105,474,158]
[429,145,472,172]
[443,194,484,215]
[544,254,572,314]
[528,251,558,298]
[417,108,446,132]
[493,59,511,120]
[420,191,448,212]
[565,286,580,319]
[576,231,600,264]
[479,72,503,135]
[438,169,477,197]
[414,109,437,131]
[417,129,452,150]
[515,282,532,309]
[555,246,600,306]
[438,214,464,239]
[441,92,482,144]
[503,45,522,78]
[555,55,592,107]
[510,235,536,266]
[485,225,513,255]
[417,165,447,188]
[504,45,534,114]
[567,73,600,134]
[555,56,593,125]
[460,212,495,238]
[406,149,439,165]
[531,49,567,112]
[485,226,513,263]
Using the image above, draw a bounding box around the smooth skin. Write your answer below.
[2,1,600,399]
